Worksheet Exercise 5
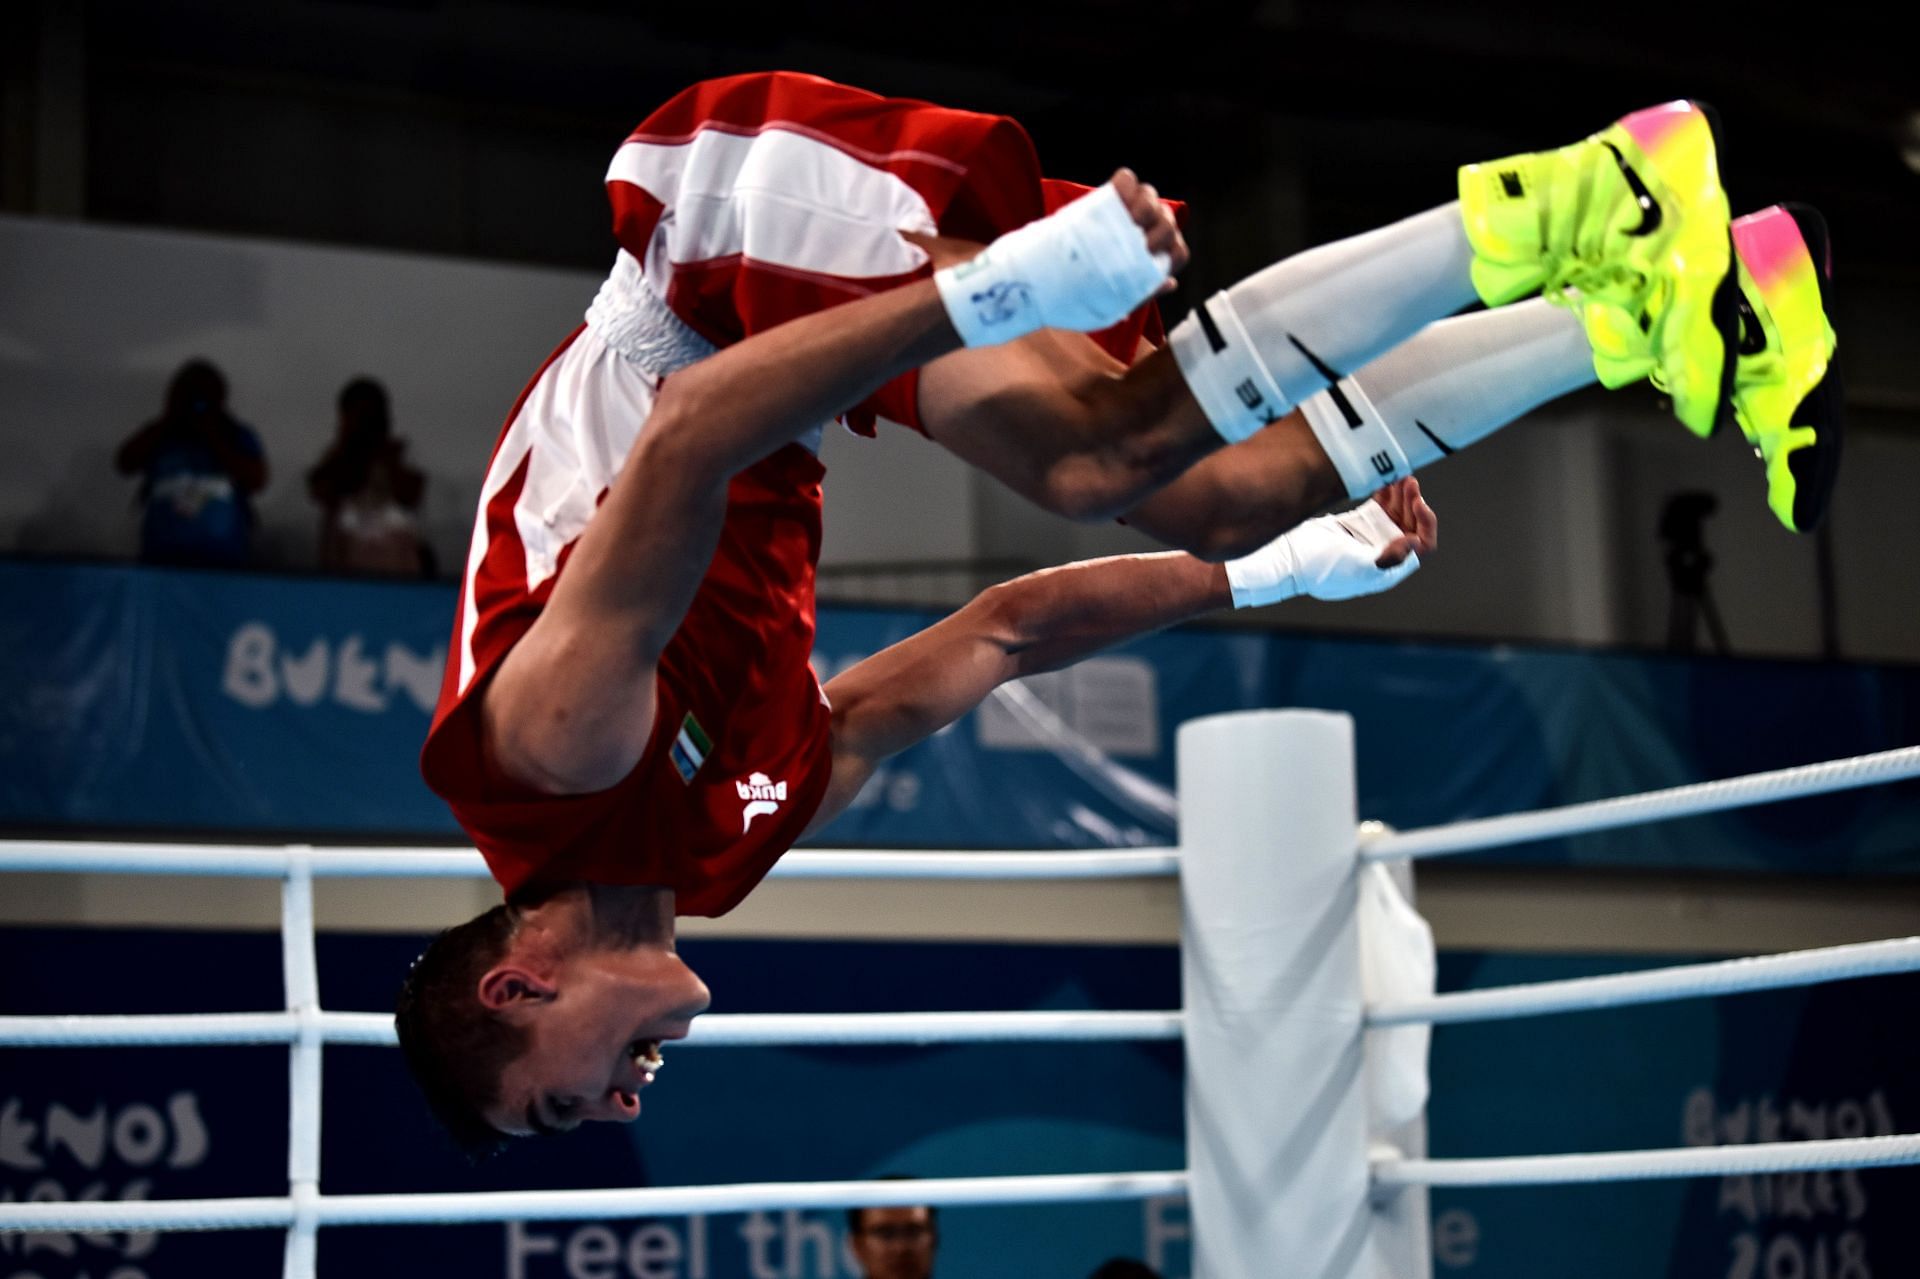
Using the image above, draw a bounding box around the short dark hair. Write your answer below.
[847,1176,938,1234]
[165,358,228,419]
[393,904,529,1157]
[337,376,391,436]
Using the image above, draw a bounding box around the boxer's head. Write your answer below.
[395,885,707,1154]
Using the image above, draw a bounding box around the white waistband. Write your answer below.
[583,251,718,378]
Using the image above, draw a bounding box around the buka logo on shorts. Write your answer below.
[737,772,788,833]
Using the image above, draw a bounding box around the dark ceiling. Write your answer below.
[22,0,1919,390]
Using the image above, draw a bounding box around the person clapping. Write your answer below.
[116,359,268,568]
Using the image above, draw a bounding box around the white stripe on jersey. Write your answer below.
[457,330,660,693]
[460,124,911,695]
[607,126,939,282]
[455,314,826,696]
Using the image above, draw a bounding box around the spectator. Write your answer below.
[846,1201,937,1279]
[115,358,268,567]
[1087,1261,1164,1279]
[307,376,431,577]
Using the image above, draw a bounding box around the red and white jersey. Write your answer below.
[420,327,832,917]
[421,71,1172,916]
[601,71,1171,432]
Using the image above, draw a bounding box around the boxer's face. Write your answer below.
[481,947,710,1138]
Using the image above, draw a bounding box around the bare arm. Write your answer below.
[487,278,964,793]
[485,168,1185,794]
[1120,410,1348,561]
[808,478,1438,832]
[809,552,1229,833]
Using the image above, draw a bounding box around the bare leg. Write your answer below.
[1120,413,1348,561]
[916,317,1347,556]
[906,229,1238,522]
[916,333,1225,520]
[920,265,1591,561]
[907,231,1348,552]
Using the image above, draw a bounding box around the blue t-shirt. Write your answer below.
[138,421,264,566]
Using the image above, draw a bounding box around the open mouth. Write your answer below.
[628,1038,664,1074]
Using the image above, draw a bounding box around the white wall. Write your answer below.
[0,214,602,571]
[0,214,986,577]
[3,214,1912,662]
[818,423,977,566]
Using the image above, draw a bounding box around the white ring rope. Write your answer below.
[10,930,1907,1043]
[0,841,1179,879]
[4,738,1918,1257]
[1374,1134,1920,1189]
[0,1170,1191,1234]
[1369,936,1920,1026]
[5,748,1912,880]
[770,849,1179,879]
[684,1010,1184,1046]
[0,1008,1184,1049]
[1361,743,1920,862]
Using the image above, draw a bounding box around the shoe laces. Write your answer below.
[1547,263,1666,371]
[1545,257,1655,318]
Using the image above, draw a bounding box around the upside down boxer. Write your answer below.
[397,73,1837,1152]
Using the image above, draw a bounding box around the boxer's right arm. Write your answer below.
[485,173,1179,794]
[485,281,965,794]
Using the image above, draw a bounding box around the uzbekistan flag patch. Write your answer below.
[670,712,712,784]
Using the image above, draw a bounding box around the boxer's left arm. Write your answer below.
[808,551,1229,836]
[807,480,1436,834]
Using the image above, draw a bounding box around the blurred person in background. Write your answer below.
[1086,1260,1163,1279]
[847,1201,937,1279]
[115,358,268,567]
[307,376,432,577]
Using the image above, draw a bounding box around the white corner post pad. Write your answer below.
[1180,710,1424,1279]
[1168,290,1292,445]
[1225,501,1421,609]
[1298,378,1413,500]
[932,181,1172,348]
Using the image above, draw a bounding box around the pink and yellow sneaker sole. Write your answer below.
[1729,204,1842,534]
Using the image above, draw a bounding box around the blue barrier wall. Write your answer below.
[4,560,1918,873]
[3,929,1916,1278]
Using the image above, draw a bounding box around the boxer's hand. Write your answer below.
[1108,167,1189,283]
[932,175,1181,346]
[1224,478,1438,608]
[1368,478,1438,569]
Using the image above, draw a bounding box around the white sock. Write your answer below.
[1301,298,1599,498]
[1169,203,1480,443]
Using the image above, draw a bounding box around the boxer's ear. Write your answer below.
[477,966,557,1011]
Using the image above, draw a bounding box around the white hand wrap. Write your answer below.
[1224,500,1420,608]
[933,183,1171,347]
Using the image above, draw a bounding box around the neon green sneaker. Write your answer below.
[1459,101,1738,437]
[1728,204,1843,533]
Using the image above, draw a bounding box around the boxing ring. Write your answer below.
[2,709,1918,1279]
